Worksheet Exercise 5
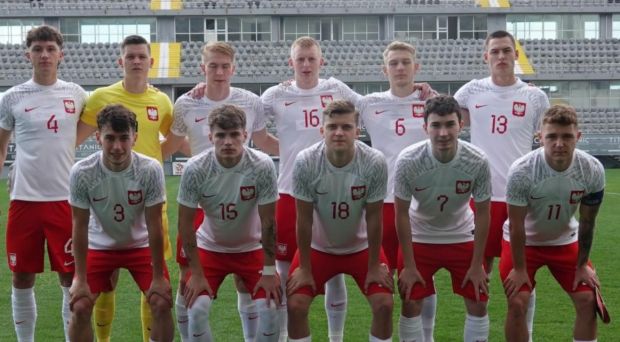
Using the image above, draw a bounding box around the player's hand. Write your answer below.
[189,82,207,99]
[69,279,95,311]
[365,263,394,294]
[286,267,316,296]
[462,265,489,302]
[254,274,282,308]
[572,264,599,291]
[183,274,213,308]
[398,266,426,300]
[412,82,439,100]
[147,277,173,308]
[503,268,532,299]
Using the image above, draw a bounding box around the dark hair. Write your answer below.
[424,95,461,123]
[97,104,138,133]
[542,104,578,128]
[484,30,516,50]
[322,100,359,126]
[26,25,63,48]
[121,35,150,54]
[208,104,247,130]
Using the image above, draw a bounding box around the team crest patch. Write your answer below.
[146,106,159,121]
[455,180,472,194]
[63,99,76,114]
[512,101,526,117]
[351,185,366,200]
[412,104,425,118]
[276,243,288,256]
[570,190,585,204]
[240,186,256,201]
[128,190,143,205]
[320,95,334,108]
[9,253,16,267]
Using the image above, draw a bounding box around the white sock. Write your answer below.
[255,298,279,341]
[527,289,536,342]
[188,295,213,342]
[288,337,312,342]
[369,334,391,342]
[61,286,71,342]
[175,289,189,341]
[238,291,258,342]
[399,315,423,342]
[275,260,290,342]
[421,294,436,342]
[12,286,37,342]
[325,274,347,342]
[573,339,597,342]
[464,314,489,342]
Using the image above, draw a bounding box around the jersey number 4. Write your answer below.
[47,115,59,133]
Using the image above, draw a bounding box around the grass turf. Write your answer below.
[0,170,618,341]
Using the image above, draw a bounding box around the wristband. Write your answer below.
[262,265,276,276]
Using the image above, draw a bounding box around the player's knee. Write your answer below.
[148,293,171,317]
[189,295,212,319]
[572,291,595,313]
[370,293,394,317]
[286,295,310,318]
[12,272,36,288]
[71,297,94,321]
[506,294,529,318]
[256,299,279,341]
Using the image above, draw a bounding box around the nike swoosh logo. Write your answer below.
[202,194,216,198]
[414,186,429,191]
[15,320,25,325]
[474,104,487,109]
[262,332,276,336]
[96,322,109,327]
[375,110,387,115]
[64,260,75,266]
[177,319,188,323]
[248,315,258,320]
[315,190,328,195]
[330,302,345,308]
[194,117,207,123]
[193,332,207,337]
[530,195,545,200]
[24,107,39,112]
[284,101,296,106]
[93,196,108,202]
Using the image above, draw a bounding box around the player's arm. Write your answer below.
[573,191,604,290]
[251,128,279,156]
[503,204,531,298]
[364,200,393,291]
[76,120,97,146]
[69,206,94,305]
[286,198,316,294]
[254,201,281,305]
[161,132,190,159]
[395,197,425,299]
[463,199,490,301]
[144,202,172,305]
[178,203,212,307]
[0,127,12,173]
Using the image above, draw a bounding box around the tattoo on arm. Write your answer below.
[262,222,276,260]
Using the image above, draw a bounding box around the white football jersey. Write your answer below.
[503,148,605,246]
[171,87,266,155]
[69,152,166,250]
[0,79,87,201]
[394,140,492,244]
[454,77,549,201]
[261,78,361,194]
[177,147,278,253]
[358,90,427,202]
[292,140,387,255]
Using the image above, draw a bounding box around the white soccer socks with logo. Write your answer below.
[325,274,347,342]
[464,313,489,342]
[12,286,37,342]
[175,289,189,341]
[399,315,424,342]
[255,298,279,341]
[61,286,71,342]
[275,260,290,342]
[421,294,437,342]
[238,291,259,342]
[188,295,213,341]
[527,289,536,342]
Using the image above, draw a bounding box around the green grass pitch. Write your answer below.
[0,170,618,341]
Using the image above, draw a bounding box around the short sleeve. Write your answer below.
[157,94,173,136]
[81,89,105,128]
[393,152,414,201]
[0,94,15,131]
[256,157,279,205]
[366,152,387,203]
[587,157,606,194]
[291,152,314,202]
[144,161,166,207]
[170,95,189,136]
[453,82,472,109]
[505,163,531,207]
[472,158,492,202]
[252,98,267,132]
[176,161,203,208]
[69,165,90,209]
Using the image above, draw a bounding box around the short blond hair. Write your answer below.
[383,41,416,64]
[290,36,322,57]
[201,41,235,64]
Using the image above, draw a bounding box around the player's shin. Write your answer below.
[276,260,290,342]
[238,291,259,341]
[61,286,71,342]
[526,289,536,342]
[188,295,213,342]
[464,313,489,342]
[399,315,423,342]
[255,298,279,341]
[421,293,437,342]
[94,290,115,342]
[12,286,37,342]
[141,293,154,342]
[176,288,189,341]
[325,274,347,342]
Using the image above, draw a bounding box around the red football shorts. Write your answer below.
[499,240,593,294]
[185,248,268,299]
[6,200,74,273]
[275,194,297,261]
[176,208,205,265]
[86,247,170,294]
[381,203,399,270]
[289,248,392,297]
[397,241,488,302]
[471,200,506,258]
